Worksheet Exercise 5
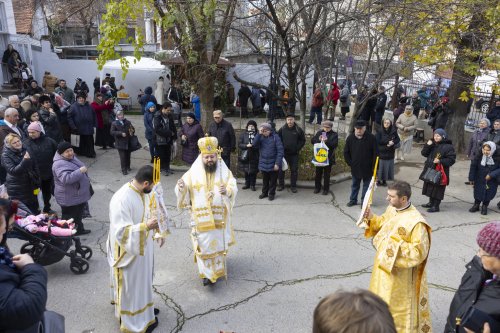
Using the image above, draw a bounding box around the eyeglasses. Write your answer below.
[477,249,495,258]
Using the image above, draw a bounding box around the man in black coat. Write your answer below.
[237,84,252,118]
[38,95,63,143]
[277,114,305,192]
[344,120,377,206]
[373,86,387,133]
[74,77,89,98]
[153,102,177,175]
[24,122,58,214]
[444,222,500,333]
[208,110,236,168]
[486,100,500,127]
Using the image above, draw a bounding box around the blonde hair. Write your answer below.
[4,133,21,148]
[312,290,396,333]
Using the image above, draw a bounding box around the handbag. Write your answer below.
[129,135,142,152]
[419,167,441,184]
[239,149,248,162]
[70,134,80,148]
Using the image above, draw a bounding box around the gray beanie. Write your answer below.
[260,123,272,131]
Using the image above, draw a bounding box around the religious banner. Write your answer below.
[356,157,379,229]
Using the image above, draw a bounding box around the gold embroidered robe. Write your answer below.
[175,155,238,282]
[365,204,432,333]
[107,183,155,333]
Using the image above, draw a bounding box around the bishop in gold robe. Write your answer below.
[364,181,432,333]
[175,136,238,285]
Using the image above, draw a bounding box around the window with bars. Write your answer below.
[0,2,7,32]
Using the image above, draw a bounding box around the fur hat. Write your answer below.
[477,222,500,257]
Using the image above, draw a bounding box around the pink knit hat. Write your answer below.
[477,222,500,257]
[27,122,42,132]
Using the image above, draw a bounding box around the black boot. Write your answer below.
[422,199,433,208]
[242,183,250,190]
[427,199,440,213]
[481,205,488,215]
[469,203,480,212]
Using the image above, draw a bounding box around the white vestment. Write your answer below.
[175,155,238,282]
[154,80,164,105]
[107,183,155,333]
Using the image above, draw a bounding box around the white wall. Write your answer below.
[2,0,16,34]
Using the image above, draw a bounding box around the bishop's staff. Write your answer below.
[356,156,379,229]
[216,146,228,283]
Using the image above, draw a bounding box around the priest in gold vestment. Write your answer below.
[175,136,238,286]
[364,181,432,333]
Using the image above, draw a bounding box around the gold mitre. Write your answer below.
[198,136,219,154]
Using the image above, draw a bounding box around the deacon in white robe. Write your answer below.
[107,166,163,333]
[175,136,238,285]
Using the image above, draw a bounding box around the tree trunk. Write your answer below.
[197,74,215,130]
[300,72,307,129]
[446,11,485,154]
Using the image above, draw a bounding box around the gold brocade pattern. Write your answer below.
[366,205,433,333]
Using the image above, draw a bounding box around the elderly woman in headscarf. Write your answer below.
[395,104,417,161]
[91,92,115,149]
[420,128,456,213]
[179,112,204,166]
[465,118,491,185]
[467,141,500,215]
[1,133,40,214]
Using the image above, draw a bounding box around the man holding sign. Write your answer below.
[363,181,432,333]
[311,120,338,195]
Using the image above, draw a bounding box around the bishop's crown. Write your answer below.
[198,136,219,154]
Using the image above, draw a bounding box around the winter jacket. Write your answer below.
[110,118,133,150]
[278,124,305,155]
[252,132,284,172]
[26,85,43,96]
[144,110,155,141]
[430,102,452,130]
[54,86,75,104]
[67,101,96,135]
[38,108,63,143]
[326,84,340,105]
[468,153,500,202]
[486,106,500,125]
[311,129,339,164]
[421,139,456,186]
[408,96,421,116]
[208,119,236,157]
[167,87,183,104]
[52,152,92,207]
[23,134,58,180]
[0,261,47,332]
[374,93,388,124]
[74,81,90,97]
[139,87,157,113]
[359,94,377,122]
[339,87,351,108]
[251,87,262,108]
[444,256,500,333]
[417,89,429,109]
[238,86,252,107]
[1,146,40,204]
[311,89,324,108]
[180,122,204,164]
[238,131,259,174]
[487,129,500,146]
[376,125,400,160]
[91,100,114,128]
[396,112,418,137]
[467,128,490,160]
[344,132,377,178]
[153,113,177,146]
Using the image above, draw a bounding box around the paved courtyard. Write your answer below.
[8,115,498,333]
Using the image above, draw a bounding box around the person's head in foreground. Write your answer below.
[198,136,219,173]
[476,221,500,276]
[312,289,396,333]
[386,181,411,209]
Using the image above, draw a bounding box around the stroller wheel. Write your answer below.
[76,246,93,260]
[70,258,89,274]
